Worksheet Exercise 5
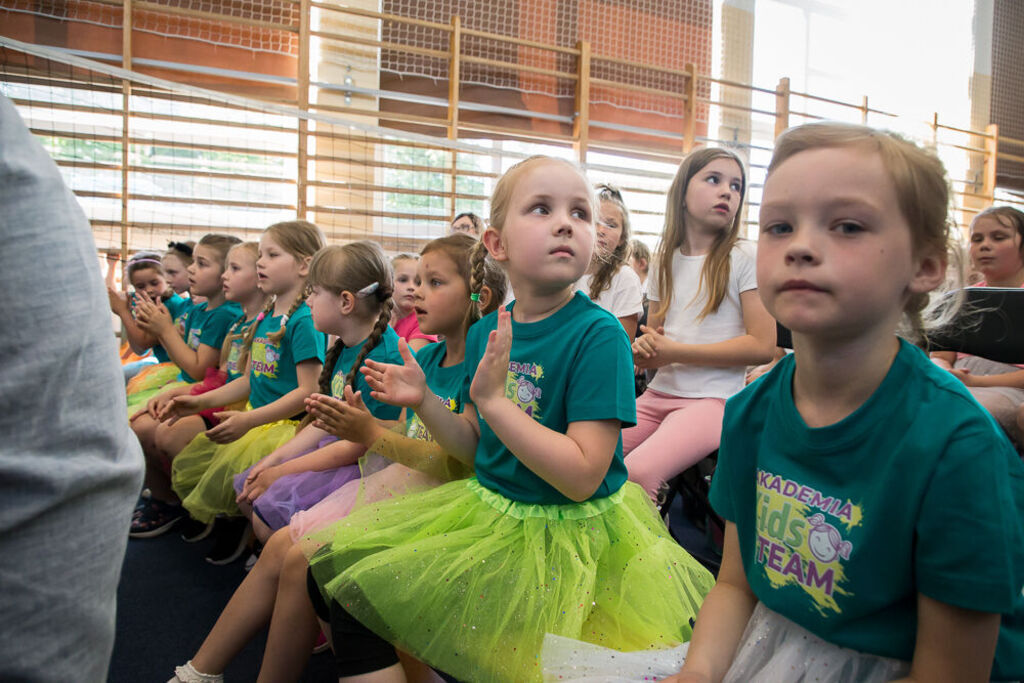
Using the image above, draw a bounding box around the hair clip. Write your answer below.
[256,312,266,322]
[128,257,164,267]
[356,282,380,298]
[280,314,290,327]
[470,293,480,301]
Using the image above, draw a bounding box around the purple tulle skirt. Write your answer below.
[233,435,361,531]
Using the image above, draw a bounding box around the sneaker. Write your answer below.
[130,499,185,539]
[205,517,253,565]
[312,628,330,655]
[180,517,214,543]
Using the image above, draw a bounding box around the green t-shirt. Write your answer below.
[223,314,256,381]
[248,303,326,410]
[710,339,1024,680]
[177,300,243,381]
[328,326,403,422]
[150,293,190,363]
[463,292,635,504]
[407,340,463,441]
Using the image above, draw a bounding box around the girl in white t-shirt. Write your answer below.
[577,184,645,338]
[627,149,776,502]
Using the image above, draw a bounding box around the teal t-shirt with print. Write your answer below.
[327,326,403,422]
[150,292,190,363]
[710,339,1024,680]
[462,292,635,504]
[177,300,243,381]
[407,340,463,441]
[223,314,256,381]
[248,304,326,409]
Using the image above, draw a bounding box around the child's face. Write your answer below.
[306,284,346,336]
[188,244,226,299]
[683,157,743,235]
[451,216,479,236]
[257,235,305,296]
[970,215,1024,283]
[222,248,259,302]
[414,250,469,336]
[162,253,191,294]
[757,145,939,339]
[392,258,418,316]
[492,160,595,291]
[596,200,625,258]
[129,267,168,301]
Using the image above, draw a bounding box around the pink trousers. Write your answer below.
[622,388,725,502]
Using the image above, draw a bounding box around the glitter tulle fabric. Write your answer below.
[171,419,297,523]
[721,603,909,682]
[125,362,184,416]
[541,602,909,682]
[306,478,714,683]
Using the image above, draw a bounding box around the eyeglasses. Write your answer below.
[596,184,623,202]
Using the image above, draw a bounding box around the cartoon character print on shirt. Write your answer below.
[186,323,203,350]
[407,396,459,442]
[505,360,544,419]
[251,335,280,379]
[754,469,862,615]
[175,311,188,337]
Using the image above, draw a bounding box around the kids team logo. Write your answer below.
[407,395,459,442]
[506,360,544,419]
[754,469,862,615]
[226,340,243,376]
[251,337,279,378]
[186,325,202,350]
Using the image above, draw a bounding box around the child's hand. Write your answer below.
[361,339,425,408]
[633,324,673,370]
[236,464,283,503]
[108,286,129,316]
[205,410,252,444]
[134,297,173,335]
[158,394,205,424]
[948,367,978,386]
[470,309,512,409]
[308,387,377,444]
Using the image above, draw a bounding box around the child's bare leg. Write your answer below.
[256,543,321,683]
[132,413,176,501]
[339,665,406,683]
[253,514,274,544]
[237,499,254,522]
[396,651,443,683]
[190,527,296,674]
[155,415,205,461]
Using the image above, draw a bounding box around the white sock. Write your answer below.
[169,660,223,683]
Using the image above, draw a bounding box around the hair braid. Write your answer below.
[464,239,490,331]
[345,297,393,390]
[239,297,277,366]
[268,285,310,345]
[297,337,346,430]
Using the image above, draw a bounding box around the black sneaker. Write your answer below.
[130,498,185,539]
[180,516,214,542]
[205,517,253,565]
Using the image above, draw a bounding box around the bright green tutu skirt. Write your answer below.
[172,418,298,523]
[125,363,185,417]
[307,478,714,683]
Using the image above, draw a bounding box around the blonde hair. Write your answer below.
[768,121,958,341]
[241,220,326,355]
[588,184,632,302]
[629,238,651,268]
[308,241,395,405]
[425,233,508,335]
[655,147,746,321]
[219,241,262,369]
[196,233,242,269]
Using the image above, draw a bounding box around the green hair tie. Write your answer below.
[470,293,480,301]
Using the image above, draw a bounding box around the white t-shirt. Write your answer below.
[646,241,758,399]
[577,266,644,319]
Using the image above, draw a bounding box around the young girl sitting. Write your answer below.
[931,206,1024,448]
[231,241,404,543]
[389,253,437,352]
[130,242,267,538]
[671,123,1024,682]
[626,148,776,503]
[109,252,193,399]
[129,235,245,536]
[577,183,645,339]
[302,155,714,683]
[166,233,507,683]
[163,220,326,564]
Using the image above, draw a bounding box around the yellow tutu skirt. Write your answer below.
[125,363,185,417]
[171,419,298,523]
[307,478,714,683]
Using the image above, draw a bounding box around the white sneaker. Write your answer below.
[169,661,223,683]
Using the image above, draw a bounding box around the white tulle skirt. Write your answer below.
[542,602,910,682]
